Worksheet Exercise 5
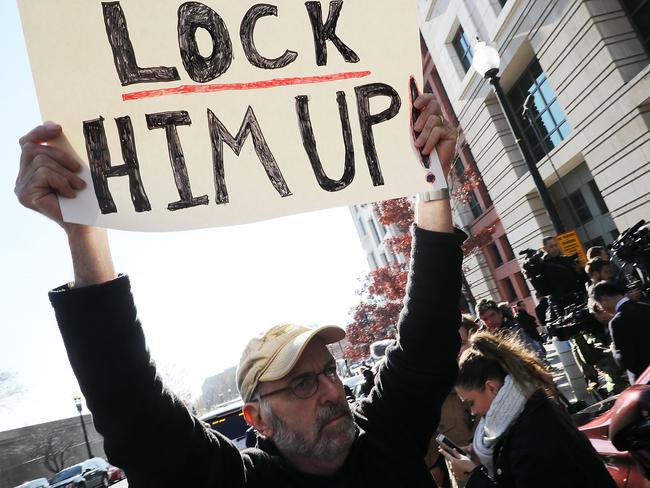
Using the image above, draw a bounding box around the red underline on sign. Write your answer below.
[122,70,373,101]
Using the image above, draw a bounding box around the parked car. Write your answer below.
[49,458,109,488]
[575,365,650,488]
[200,398,247,449]
[85,458,124,485]
[14,479,49,488]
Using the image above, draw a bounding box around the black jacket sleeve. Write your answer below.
[610,302,650,379]
[354,225,465,459]
[49,276,248,488]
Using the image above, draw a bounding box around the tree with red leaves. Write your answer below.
[344,174,491,361]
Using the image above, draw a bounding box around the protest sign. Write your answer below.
[18,0,444,231]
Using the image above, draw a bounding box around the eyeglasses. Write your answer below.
[256,364,340,400]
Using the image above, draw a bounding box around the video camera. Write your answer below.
[545,298,601,341]
[609,220,650,298]
[519,248,545,278]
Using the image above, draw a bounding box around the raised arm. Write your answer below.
[15,123,116,286]
[16,124,249,486]
[354,95,464,457]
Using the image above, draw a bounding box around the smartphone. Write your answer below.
[436,433,467,457]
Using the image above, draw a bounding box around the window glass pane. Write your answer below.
[490,243,504,267]
[507,59,570,162]
[469,192,482,219]
[453,157,465,177]
[501,237,515,261]
[539,109,556,136]
[569,190,593,224]
[558,121,571,139]
[588,180,610,215]
[548,101,565,126]
[538,81,555,107]
[546,131,562,148]
[452,26,473,73]
[548,131,562,147]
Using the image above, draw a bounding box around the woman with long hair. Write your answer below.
[441,331,616,488]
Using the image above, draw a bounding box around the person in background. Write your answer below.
[440,332,617,488]
[512,300,544,347]
[426,315,477,488]
[591,281,650,384]
[476,300,544,361]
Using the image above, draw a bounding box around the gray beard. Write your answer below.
[269,401,356,462]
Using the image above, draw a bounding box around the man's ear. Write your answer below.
[243,402,273,438]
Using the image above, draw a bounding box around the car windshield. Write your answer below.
[50,466,81,483]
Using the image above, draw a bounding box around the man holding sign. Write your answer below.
[15,93,462,486]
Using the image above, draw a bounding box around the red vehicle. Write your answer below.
[575,366,650,488]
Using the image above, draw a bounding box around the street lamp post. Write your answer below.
[472,41,565,234]
[73,395,94,459]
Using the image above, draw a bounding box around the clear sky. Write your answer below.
[0,2,369,431]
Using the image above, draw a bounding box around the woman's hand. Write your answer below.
[439,446,478,478]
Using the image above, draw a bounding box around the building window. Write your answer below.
[368,253,378,269]
[368,218,381,245]
[468,191,482,219]
[500,236,515,261]
[452,26,473,73]
[507,59,571,163]
[621,0,650,53]
[588,180,610,215]
[498,0,508,6]
[380,253,389,266]
[513,272,531,298]
[501,277,517,302]
[489,243,504,267]
[566,189,593,226]
[453,156,465,177]
[358,217,366,236]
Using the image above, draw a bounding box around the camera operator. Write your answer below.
[591,281,650,384]
[521,236,609,392]
[585,257,643,302]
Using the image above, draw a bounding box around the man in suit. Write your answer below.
[591,281,650,383]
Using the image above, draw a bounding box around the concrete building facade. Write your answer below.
[349,204,406,271]
[418,0,650,300]
[0,415,104,488]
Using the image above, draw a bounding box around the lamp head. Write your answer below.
[472,40,501,79]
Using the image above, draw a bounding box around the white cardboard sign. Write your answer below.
[18,0,444,231]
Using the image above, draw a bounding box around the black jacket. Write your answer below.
[609,300,650,382]
[49,226,465,488]
[465,392,616,488]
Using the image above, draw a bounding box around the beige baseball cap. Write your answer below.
[236,323,346,402]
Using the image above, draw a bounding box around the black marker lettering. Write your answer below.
[241,4,298,70]
[83,116,152,214]
[207,107,292,204]
[178,2,233,83]
[102,2,180,86]
[146,111,209,211]
[305,1,360,66]
[295,92,354,192]
[355,83,402,186]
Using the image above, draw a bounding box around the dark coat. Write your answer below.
[609,300,650,382]
[466,392,616,488]
[49,226,466,488]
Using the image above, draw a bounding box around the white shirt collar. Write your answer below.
[615,296,630,312]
